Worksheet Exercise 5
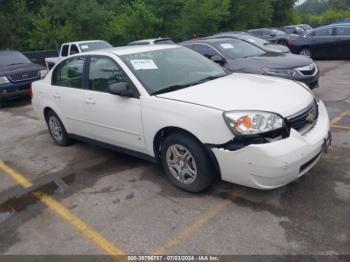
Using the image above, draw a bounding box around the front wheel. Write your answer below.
[299,47,312,58]
[45,111,72,146]
[161,132,217,193]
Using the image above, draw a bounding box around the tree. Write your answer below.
[178,0,231,38]
[107,0,162,44]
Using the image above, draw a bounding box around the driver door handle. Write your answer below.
[85,97,96,105]
[53,93,61,99]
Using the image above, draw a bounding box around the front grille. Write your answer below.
[295,63,317,76]
[287,101,318,134]
[8,71,39,82]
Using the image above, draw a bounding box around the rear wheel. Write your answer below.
[45,110,72,146]
[161,132,216,193]
[299,47,312,58]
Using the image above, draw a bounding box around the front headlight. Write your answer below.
[39,69,48,78]
[0,76,10,85]
[223,111,284,135]
[263,68,296,76]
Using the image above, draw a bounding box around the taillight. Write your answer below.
[29,84,33,98]
[288,39,294,46]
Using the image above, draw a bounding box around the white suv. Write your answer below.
[32,45,331,192]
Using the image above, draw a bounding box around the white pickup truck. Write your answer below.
[45,40,112,69]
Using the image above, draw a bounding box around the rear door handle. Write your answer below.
[85,97,95,105]
[53,93,61,99]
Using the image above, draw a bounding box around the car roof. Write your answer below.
[0,50,20,54]
[63,40,108,45]
[181,37,235,45]
[84,44,179,56]
[129,38,172,44]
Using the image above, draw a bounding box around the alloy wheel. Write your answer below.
[166,144,197,185]
[49,116,63,141]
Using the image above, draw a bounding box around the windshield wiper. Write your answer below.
[152,74,227,96]
[1,63,25,67]
[151,84,193,95]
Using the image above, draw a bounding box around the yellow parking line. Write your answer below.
[331,108,350,125]
[152,188,245,255]
[332,124,350,130]
[0,160,126,257]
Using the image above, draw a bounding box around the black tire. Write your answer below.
[299,47,312,58]
[278,39,288,46]
[161,132,216,193]
[45,110,72,146]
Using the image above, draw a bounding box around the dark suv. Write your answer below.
[0,50,46,106]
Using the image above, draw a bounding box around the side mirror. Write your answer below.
[109,82,135,97]
[270,34,276,37]
[211,54,225,64]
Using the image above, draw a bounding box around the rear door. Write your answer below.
[308,27,336,58]
[334,26,350,58]
[50,56,88,134]
[80,55,145,152]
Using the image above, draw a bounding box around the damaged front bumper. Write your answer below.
[210,101,330,190]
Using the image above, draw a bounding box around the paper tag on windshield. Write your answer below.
[220,43,234,49]
[81,45,89,50]
[130,59,158,70]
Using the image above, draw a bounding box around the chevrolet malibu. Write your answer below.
[32,45,331,192]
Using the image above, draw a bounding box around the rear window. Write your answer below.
[214,39,265,59]
[155,39,175,45]
[0,51,31,67]
[79,41,112,52]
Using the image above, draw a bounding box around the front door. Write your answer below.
[81,56,145,152]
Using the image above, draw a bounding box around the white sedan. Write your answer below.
[32,45,331,192]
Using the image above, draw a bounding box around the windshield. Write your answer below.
[120,47,227,95]
[302,25,313,30]
[155,39,175,45]
[272,29,286,35]
[79,41,112,52]
[214,39,265,59]
[0,51,31,67]
[237,34,268,45]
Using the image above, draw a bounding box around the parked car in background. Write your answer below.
[0,50,47,107]
[128,38,175,46]
[181,38,319,88]
[45,40,112,69]
[248,28,299,46]
[281,24,313,35]
[288,24,350,59]
[281,25,306,35]
[212,32,290,53]
[32,45,331,192]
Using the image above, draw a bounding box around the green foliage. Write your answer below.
[295,0,350,26]
[1,0,326,51]
[108,0,162,44]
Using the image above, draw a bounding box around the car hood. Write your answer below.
[264,44,290,53]
[0,63,44,77]
[227,53,313,72]
[156,73,314,117]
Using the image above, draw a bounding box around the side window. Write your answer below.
[61,45,69,57]
[191,44,218,59]
[70,44,79,55]
[88,57,129,93]
[335,27,350,36]
[285,28,295,34]
[52,57,85,88]
[314,28,333,36]
[250,30,261,36]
